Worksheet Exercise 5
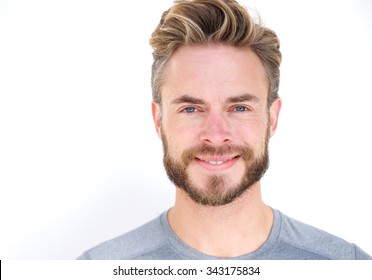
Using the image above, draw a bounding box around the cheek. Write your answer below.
[163,116,199,142]
[232,118,267,144]
[161,123,191,157]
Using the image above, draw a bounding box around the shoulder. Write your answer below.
[275,210,371,260]
[77,213,168,260]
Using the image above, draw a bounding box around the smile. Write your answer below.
[204,160,226,165]
[195,155,240,171]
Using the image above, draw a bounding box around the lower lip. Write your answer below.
[195,156,240,172]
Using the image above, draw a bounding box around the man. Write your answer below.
[78,0,371,259]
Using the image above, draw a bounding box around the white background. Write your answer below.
[0,0,371,259]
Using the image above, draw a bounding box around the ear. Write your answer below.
[151,101,162,139]
[268,97,282,137]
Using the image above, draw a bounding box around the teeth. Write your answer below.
[205,160,225,165]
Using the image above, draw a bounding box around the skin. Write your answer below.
[152,44,281,257]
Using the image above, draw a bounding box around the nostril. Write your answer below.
[200,133,232,145]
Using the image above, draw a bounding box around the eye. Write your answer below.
[183,107,197,113]
[234,105,249,112]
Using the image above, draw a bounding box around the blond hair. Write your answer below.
[150,0,281,106]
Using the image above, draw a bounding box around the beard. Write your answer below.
[161,128,270,207]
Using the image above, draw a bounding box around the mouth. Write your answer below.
[195,155,241,171]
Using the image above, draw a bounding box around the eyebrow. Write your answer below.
[171,95,206,105]
[171,93,259,105]
[227,93,260,103]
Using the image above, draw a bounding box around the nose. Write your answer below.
[199,110,232,145]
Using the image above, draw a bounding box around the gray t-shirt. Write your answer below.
[77,209,371,260]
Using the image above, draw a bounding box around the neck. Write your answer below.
[168,182,273,258]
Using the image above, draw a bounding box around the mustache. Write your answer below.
[181,143,254,165]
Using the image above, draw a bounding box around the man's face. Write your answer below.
[152,45,281,206]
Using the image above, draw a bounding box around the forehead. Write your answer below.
[160,44,269,104]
